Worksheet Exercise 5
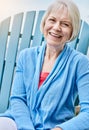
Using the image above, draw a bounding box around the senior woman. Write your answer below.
[0,0,89,130]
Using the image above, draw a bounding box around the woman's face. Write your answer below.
[43,6,73,49]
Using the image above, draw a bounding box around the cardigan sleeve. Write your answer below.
[56,55,89,130]
[8,51,35,130]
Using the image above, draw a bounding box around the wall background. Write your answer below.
[0,0,89,23]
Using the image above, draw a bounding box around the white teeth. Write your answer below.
[50,32,62,38]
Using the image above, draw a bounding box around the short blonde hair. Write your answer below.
[40,0,81,41]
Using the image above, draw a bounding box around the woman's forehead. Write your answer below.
[48,5,72,21]
[50,3,67,12]
[49,7,69,18]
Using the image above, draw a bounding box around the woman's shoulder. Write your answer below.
[68,45,89,63]
[18,45,45,60]
[16,45,43,64]
[67,45,89,74]
[19,45,42,55]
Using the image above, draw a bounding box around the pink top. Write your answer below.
[38,72,49,88]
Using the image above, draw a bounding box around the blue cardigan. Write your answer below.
[1,44,89,130]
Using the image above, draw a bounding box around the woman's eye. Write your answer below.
[62,23,69,27]
[61,22,71,27]
[48,18,55,22]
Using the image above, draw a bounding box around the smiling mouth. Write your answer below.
[49,32,62,38]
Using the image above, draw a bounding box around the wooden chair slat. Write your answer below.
[0,13,23,113]
[77,21,89,54]
[19,11,36,52]
[32,10,45,47]
[0,17,11,86]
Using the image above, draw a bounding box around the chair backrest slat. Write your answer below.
[19,11,36,52]
[0,13,23,112]
[32,10,45,47]
[77,21,89,54]
[0,17,11,86]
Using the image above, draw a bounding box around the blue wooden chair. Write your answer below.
[0,10,89,113]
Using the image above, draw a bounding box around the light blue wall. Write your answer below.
[14,0,89,23]
[0,0,89,23]
[74,0,89,22]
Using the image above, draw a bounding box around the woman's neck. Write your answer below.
[45,44,63,60]
[41,44,64,73]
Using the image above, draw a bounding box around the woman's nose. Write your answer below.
[53,22,61,31]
